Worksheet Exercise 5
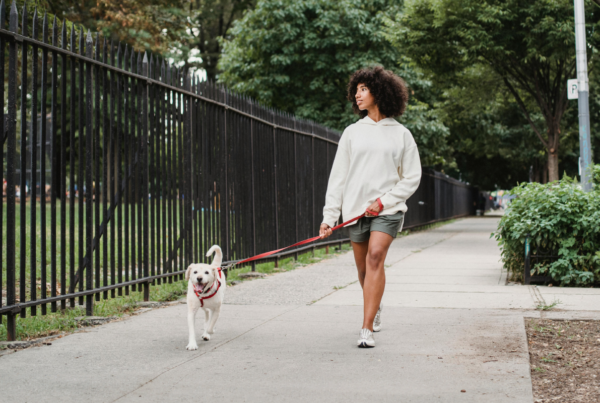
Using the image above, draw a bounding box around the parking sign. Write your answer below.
[568,79,578,99]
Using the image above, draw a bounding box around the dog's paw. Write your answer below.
[186,342,198,351]
[202,332,211,341]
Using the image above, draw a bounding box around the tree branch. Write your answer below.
[502,76,550,149]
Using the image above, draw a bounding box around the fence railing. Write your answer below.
[0,0,476,341]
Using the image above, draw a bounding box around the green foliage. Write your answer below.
[25,0,194,56]
[390,0,600,182]
[218,0,453,167]
[494,168,600,286]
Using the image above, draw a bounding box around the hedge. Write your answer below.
[494,166,600,286]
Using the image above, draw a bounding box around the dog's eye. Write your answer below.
[193,271,197,274]
[205,271,209,275]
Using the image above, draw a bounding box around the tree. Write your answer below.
[437,64,555,188]
[218,0,453,167]
[34,0,194,56]
[393,0,600,182]
[192,0,255,80]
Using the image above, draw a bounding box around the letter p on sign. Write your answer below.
[568,79,578,100]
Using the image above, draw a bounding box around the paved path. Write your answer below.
[2,217,600,402]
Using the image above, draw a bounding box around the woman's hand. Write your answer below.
[365,199,382,217]
[319,223,332,239]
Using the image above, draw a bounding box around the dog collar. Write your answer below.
[193,268,223,307]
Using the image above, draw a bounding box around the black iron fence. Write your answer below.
[0,1,476,341]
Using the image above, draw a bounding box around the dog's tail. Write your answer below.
[206,245,223,267]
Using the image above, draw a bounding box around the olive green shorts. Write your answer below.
[348,211,405,243]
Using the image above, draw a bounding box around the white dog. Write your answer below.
[185,245,226,350]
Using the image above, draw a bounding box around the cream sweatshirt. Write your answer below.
[322,116,422,228]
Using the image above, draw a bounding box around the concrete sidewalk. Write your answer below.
[2,217,600,402]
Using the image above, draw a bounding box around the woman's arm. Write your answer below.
[379,133,422,209]
[322,133,351,228]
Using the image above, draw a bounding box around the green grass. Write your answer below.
[0,280,187,342]
[225,243,352,284]
[536,299,562,311]
[397,219,457,237]
[1,200,218,304]
[0,242,351,342]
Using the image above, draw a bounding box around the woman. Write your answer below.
[319,66,421,348]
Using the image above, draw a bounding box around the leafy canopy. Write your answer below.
[219,0,452,166]
[32,0,193,55]
[393,0,600,182]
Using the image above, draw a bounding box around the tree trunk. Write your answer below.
[547,150,559,182]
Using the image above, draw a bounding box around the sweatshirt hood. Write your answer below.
[358,116,401,126]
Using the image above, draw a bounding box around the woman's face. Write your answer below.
[355,83,375,110]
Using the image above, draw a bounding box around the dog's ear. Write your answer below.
[185,265,193,281]
[212,266,219,279]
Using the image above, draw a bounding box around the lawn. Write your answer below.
[1,199,218,307]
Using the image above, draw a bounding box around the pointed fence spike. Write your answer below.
[61,18,66,48]
[21,3,27,36]
[143,52,149,78]
[116,42,122,67]
[102,37,107,62]
[9,0,18,31]
[69,19,75,50]
[109,39,115,66]
[41,13,49,43]
[94,32,99,60]
[86,29,92,43]
[0,0,6,30]
[79,26,84,55]
[52,16,58,45]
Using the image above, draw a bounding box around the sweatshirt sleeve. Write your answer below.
[379,131,422,209]
[322,132,350,228]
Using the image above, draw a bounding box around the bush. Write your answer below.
[494,169,600,286]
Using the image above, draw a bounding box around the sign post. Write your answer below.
[574,0,593,191]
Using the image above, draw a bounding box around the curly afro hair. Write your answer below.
[347,66,409,118]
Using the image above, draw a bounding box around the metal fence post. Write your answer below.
[311,124,315,258]
[5,0,18,341]
[273,118,279,268]
[224,94,229,261]
[184,70,193,274]
[250,102,257,272]
[294,122,298,261]
[19,4,28,319]
[142,53,150,301]
[85,31,94,316]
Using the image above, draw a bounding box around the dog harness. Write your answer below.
[193,268,223,307]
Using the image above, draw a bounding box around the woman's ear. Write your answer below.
[185,265,193,281]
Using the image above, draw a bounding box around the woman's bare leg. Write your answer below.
[351,240,369,287]
[361,232,394,331]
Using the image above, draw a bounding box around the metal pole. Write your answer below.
[574,0,593,191]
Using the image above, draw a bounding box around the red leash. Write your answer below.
[234,212,370,266]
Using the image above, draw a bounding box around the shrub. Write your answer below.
[494,169,600,286]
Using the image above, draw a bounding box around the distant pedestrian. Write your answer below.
[320,66,421,348]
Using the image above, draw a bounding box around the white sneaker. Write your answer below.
[373,304,383,332]
[357,328,375,348]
